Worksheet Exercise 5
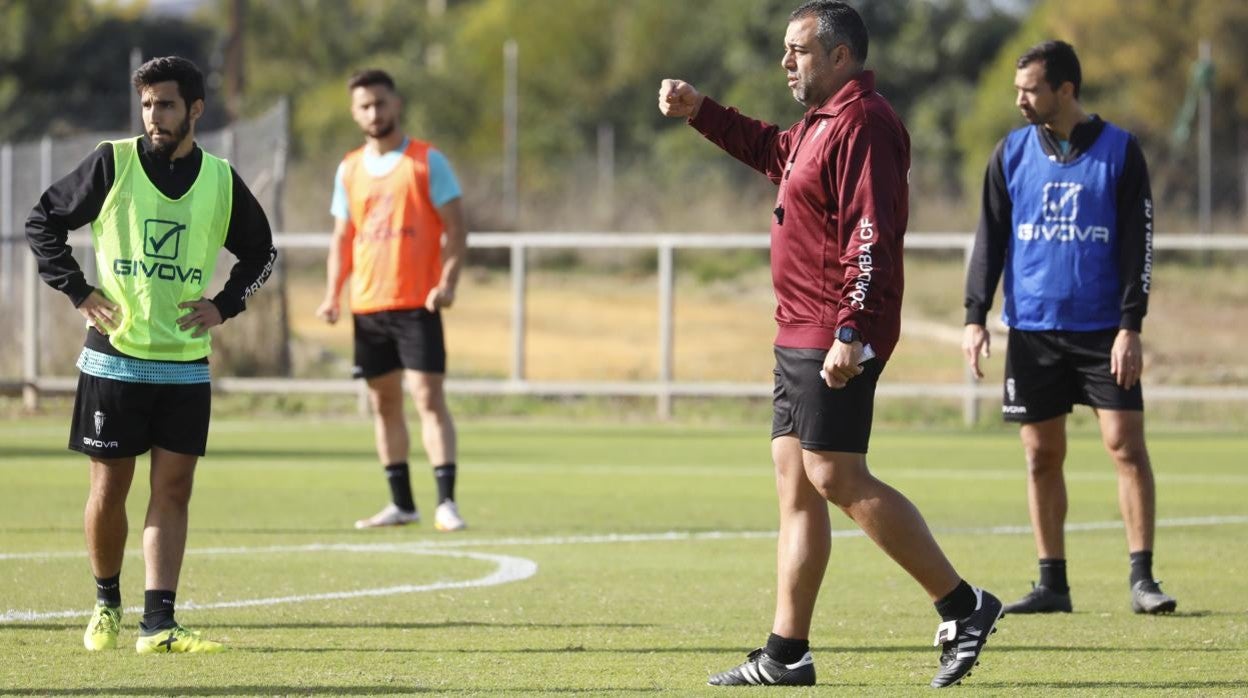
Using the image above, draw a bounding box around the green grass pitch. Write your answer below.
[1,417,1246,695]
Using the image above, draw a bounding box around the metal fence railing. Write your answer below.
[8,230,1248,422]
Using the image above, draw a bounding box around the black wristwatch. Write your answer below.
[836,326,861,344]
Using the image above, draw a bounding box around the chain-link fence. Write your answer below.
[0,101,290,385]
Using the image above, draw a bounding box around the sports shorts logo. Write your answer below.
[1003,378,1026,414]
[144,219,186,260]
[93,410,106,436]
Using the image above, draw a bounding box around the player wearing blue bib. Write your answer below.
[963,41,1175,616]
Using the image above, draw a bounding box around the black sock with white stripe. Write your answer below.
[433,463,457,505]
[140,589,177,632]
[385,462,417,512]
[1039,558,1069,593]
[94,573,121,607]
[934,579,977,621]
[764,633,809,664]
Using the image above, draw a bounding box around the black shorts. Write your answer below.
[1002,328,1144,423]
[352,308,447,379]
[69,373,212,458]
[771,346,884,454]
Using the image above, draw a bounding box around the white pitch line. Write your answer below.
[5,515,1247,623]
[886,468,1248,486]
[0,549,536,623]
[335,514,1248,549]
[3,515,1246,561]
[407,463,1248,485]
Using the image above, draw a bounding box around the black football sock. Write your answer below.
[934,579,978,621]
[385,462,417,512]
[1038,558,1069,594]
[433,463,457,505]
[94,573,121,607]
[1129,550,1154,586]
[140,590,177,632]
[764,633,809,664]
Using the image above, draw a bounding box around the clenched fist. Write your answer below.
[658,79,704,119]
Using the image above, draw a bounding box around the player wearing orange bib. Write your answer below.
[317,69,469,532]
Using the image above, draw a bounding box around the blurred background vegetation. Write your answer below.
[4,0,1248,423]
[3,0,1246,235]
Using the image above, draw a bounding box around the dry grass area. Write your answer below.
[6,249,1240,390]
[286,252,1248,388]
[288,267,781,382]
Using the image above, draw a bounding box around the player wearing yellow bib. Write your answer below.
[24,57,276,654]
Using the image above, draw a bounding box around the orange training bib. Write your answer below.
[342,139,444,314]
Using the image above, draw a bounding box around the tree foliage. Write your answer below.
[957,0,1248,219]
[0,0,217,140]
[7,0,1244,228]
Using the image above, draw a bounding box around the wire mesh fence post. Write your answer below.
[962,239,979,426]
[1,143,12,300]
[23,137,53,409]
[510,241,527,383]
[657,242,674,420]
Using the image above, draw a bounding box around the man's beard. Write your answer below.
[147,114,191,158]
[790,70,827,108]
[1020,105,1054,126]
[368,119,396,139]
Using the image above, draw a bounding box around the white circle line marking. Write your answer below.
[4,515,1246,622]
[0,548,537,623]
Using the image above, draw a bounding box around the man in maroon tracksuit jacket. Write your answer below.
[659,1,1001,689]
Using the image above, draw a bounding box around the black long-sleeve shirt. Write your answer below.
[964,116,1153,332]
[25,137,276,324]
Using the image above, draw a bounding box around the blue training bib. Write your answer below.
[1001,123,1130,330]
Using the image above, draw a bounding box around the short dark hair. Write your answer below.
[790,0,868,63]
[132,56,205,106]
[347,69,397,93]
[1017,40,1082,99]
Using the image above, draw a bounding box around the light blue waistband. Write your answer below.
[77,348,211,384]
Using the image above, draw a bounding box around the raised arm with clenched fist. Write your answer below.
[657,79,704,119]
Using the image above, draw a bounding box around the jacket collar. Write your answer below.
[809,70,875,118]
[1037,113,1103,144]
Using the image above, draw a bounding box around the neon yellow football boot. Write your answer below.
[83,604,122,651]
[135,624,224,654]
